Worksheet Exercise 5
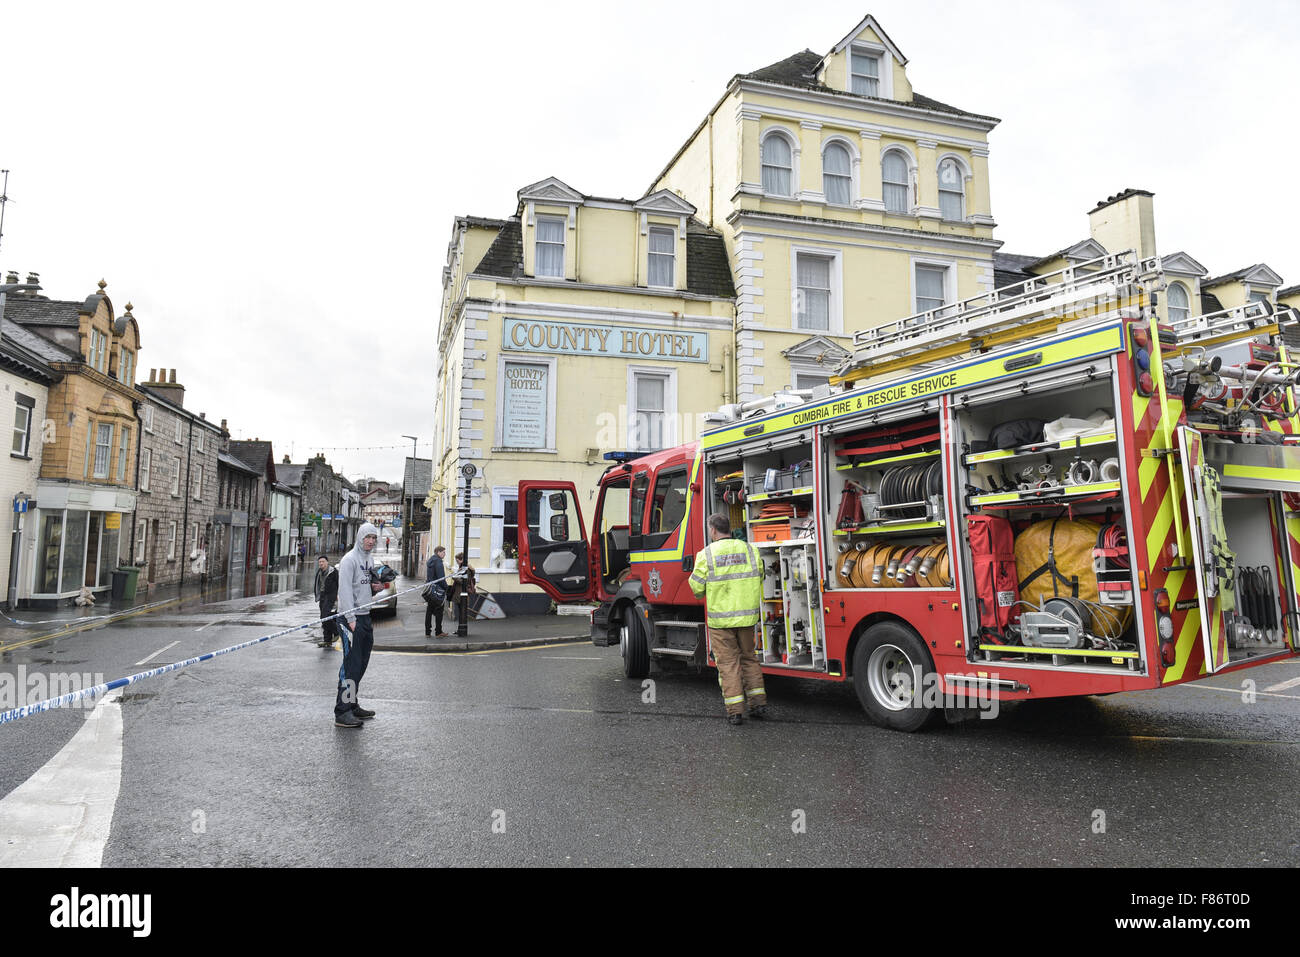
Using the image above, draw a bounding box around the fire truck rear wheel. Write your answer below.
[620,608,650,679]
[852,622,940,732]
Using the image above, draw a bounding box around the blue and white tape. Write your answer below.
[0,580,436,724]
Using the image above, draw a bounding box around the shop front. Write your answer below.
[28,483,135,607]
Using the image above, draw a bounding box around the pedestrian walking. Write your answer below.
[333,523,383,729]
[313,554,339,649]
[687,514,768,726]
[424,546,449,638]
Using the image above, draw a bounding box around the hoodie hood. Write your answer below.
[353,522,381,562]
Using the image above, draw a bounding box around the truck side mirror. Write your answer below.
[550,515,569,541]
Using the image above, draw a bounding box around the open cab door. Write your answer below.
[516,481,596,603]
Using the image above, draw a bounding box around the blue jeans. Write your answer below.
[334,616,374,716]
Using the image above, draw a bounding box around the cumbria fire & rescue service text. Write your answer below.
[791,372,959,425]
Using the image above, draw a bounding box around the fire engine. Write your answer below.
[517,250,1300,731]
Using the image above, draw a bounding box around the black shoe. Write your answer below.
[351,706,375,719]
[727,714,744,726]
[749,704,768,720]
[335,712,364,728]
[425,633,432,637]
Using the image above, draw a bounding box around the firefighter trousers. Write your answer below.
[707,626,766,716]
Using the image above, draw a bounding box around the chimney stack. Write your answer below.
[25,272,39,287]
[4,271,16,284]
[1088,189,1157,260]
[149,368,186,408]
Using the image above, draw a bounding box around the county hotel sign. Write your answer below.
[502,317,708,363]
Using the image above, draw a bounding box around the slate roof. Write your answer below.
[0,295,82,327]
[217,451,259,476]
[1277,284,1300,299]
[992,253,1041,292]
[741,49,998,122]
[1201,265,1272,288]
[277,464,307,489]
[456,215,510,230]
[0,318,76,364]
[469,217,736,299]
[403,457,432,499]
[228,440,276,481]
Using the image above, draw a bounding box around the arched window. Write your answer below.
[938,158,965,222]
[882,150,910,214]
[1168,282,1190,325]
[823,142,852,205]
[761,133,793,196]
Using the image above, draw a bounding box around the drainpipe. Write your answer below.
[129,397,143,569]
[179,414,194,587]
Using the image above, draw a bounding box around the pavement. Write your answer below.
[0,546,593,657]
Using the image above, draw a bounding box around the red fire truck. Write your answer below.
[518,251,1300,730]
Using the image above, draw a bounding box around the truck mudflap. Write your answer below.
[591,602,616,646]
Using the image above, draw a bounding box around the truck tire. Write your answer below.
[851,621,940,732]
[621,606,650,679]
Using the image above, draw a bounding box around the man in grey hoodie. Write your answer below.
[334,522,382,728]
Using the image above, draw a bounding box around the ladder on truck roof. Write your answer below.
[833,250,1163,386]
[1167,299,1300,355]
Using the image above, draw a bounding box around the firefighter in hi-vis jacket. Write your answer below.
[688,513,769,726]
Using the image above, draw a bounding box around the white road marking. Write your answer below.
[134,640,180,666]
[0,694,123,866]
[1183,684,1300,701]
[194,619,221,632]
[539,656,602,660]
[1265,676,1300,693]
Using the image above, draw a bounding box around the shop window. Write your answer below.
[60,510,87,593]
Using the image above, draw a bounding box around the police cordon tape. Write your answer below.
[0,596,181,630]
[0,579,443,725]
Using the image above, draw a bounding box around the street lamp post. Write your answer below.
[401,434,418,577]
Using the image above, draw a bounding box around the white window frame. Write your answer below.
[174,417,182,444]
[881,147,915,215]
[196,430,204,453]
[937,156,968,222]
[849,47,881,97]
[171,455,181,496]
[92,423,113,479]
[1167,281,1191,325]
[494,354,558,453]
[792,370,833,393]
[167,521,177,560]
[134,520,147,563]
[760,129,797,198]
[534,214,566,279]
[140,448,152,492]
[647,226,676,288]
[912,257,957,316]
[12,403,31,457]
[821,139,856,207]
[848,42,893,99]
[790,246,844,335]
[142,405,153,433]
[193,466,203,501]
[116,427,130,482]
[489,486,519,572]
[626,365,678,453]
[119,348,134,386]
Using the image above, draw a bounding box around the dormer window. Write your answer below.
[1168,282,1191,324]
[535,215,566,278]
[648,227,675,288]
[850,48,880,96]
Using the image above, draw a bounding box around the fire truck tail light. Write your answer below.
[1155,590,1171,615]
[1138,372,1155,397]
[1160,641,1177,666]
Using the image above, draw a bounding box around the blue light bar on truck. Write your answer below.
[603,451,651,462]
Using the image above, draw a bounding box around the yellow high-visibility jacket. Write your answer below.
[688,537,763,628]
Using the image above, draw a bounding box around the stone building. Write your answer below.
[133,369,223,589]
[214,435,258,581]
[1,277,141,605]
[283,454,346,553]
[228,439,280,569]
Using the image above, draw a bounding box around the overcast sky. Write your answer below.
[1,0,1295,482]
